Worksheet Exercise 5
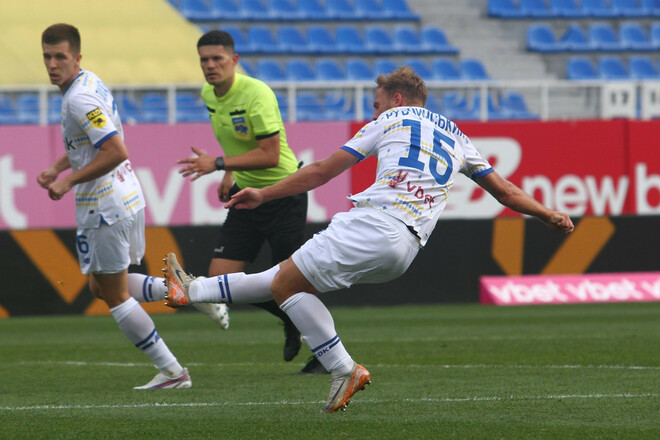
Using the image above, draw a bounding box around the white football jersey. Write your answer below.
[342,106,493,246]
[60,69,145,228]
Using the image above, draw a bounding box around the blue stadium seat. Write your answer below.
[345,58,374,80]
[315,59,346,81]
[404,58,434,80]
[527,23,564,52]
[16,93,40,124]
[247,26,282,54]
[354,0,388,19]
[211,0,247,20]
[425,94,441,113]
[286,59,316,81]
[599,55,630,79]
[374,59,398,76]
[176,92,207,123]
[222,26,254,54]
[117,94,143,123]
[420,26,460,55]
[48,94,62,124]
[275,93,288,120]
[488,0,527,18]
[180,0,217,21]
[239,60,256,77]
[589,22,625,51]
[382,0,421,20]
[393,25,432,55]
[141,93,169,123]
[270,0,304,20]
[365,25,395,54]
[431,59,461,81]
[629,55,660,78]
[0,95,18,124]
[519,0,558,17]
[620,22,655,50]
[566,56,599,80]
[560,23,599,51]
[256,60,286,81]
[651,22,660,47]
[298,0,333,20]
[500,92,539,119]
[324,92,356,120]
[307,25,338,54]
[641,0,660,16]
[460,59,491,81]
[326,0,359,20]
[277,26,311,54]
[296,92,325,121]
[550,0,590,17]
[612,0,649,17]
[336,25,370,54]
[582,0,620,17]
[240,0,274,20]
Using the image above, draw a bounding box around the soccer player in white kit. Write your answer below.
[163,66,575,410]
[37,23,191,389]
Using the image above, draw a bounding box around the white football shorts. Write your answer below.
[76,209,145,275]
[292,207,421,293]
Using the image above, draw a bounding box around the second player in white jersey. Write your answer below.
[61,69,145,228]
[342,106,492,246]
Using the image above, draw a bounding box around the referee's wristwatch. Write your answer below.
[215,156,225,170]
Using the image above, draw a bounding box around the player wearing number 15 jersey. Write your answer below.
[163,66,575,412]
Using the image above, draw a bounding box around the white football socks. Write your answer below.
[280,292,353,377]
[127,273,168,302]
[110,297,183,376]
[189,265,280,304]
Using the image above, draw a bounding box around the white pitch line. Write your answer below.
[1,393,657,412]
[13,360,660,370]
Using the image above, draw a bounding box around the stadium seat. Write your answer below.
[629,55,660,79]
[425,94,441,113]
[335,25,371,54]
[295,92,325,121]
[298,0,333,20]
[275,93,288,120]
[365,25,395,54]
[519,0,558,17]
[651,22,660,47]
[500,91,539,119]
[354,0,388,19]
[48,94,62,124]
[560,23,599,51]
[239,60,256,77]
[256,59,286,81]
[277,26,311,54]
[286,59,316,81]
[141,93,169,123]
[404,58,434,80]
[180,0,217,21]
[431,58,462,81]
[270,0,304,20]
[589,23,625,51]
[16,93,40,124]
[620,22,655,51]
[324,92,356,120]
[326,0,359,20]
[0,95,18,124]
[117,94,143,124]
[550,0,590,17]
[612,0,649,17]
[374,58,398,76]
[315,59,346,81]
[176,92,207,123]
[641,0,660,16]
[247,26,282,54]
[307,25,338,54]
[599,56,630,80]
[460,59,491,81]
[239,0,274,20]
[582,0,620,18]
[566,56,599,79]
[210,0,247,20]
[382,0,421,20]
[345,58,374,80]
[527,23,564,52]
[420,26,460,55]
[393,25,431,55]
[222,26,254,54]
[488,0,527,18]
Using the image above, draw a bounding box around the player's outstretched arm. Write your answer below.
[226,149,359,210]
[476,171,574,233]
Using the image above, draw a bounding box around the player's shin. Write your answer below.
[188,265,280,304]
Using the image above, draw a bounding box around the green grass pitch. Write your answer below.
[0,302,658,439]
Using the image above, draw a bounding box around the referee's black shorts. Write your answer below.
[211,185,308,265]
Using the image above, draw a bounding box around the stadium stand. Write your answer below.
[598,55,631,79]
[566,56,600,80]
[629,55,660,78]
